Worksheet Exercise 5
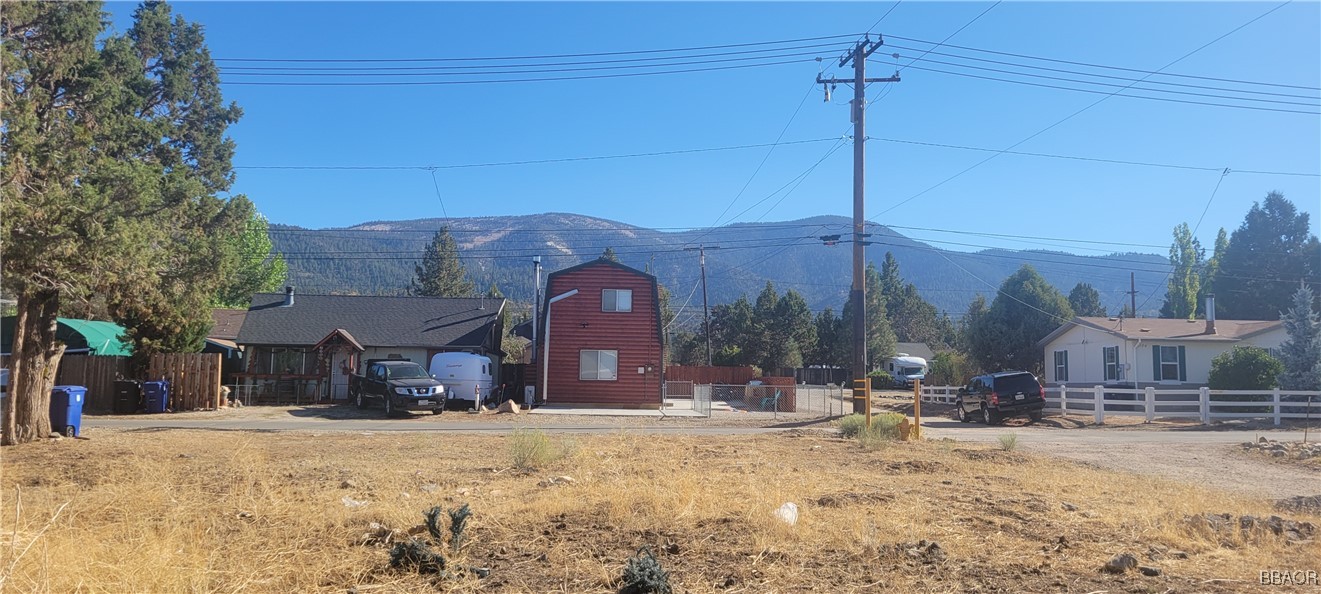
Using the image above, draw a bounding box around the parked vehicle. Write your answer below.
[886,355,928,387]
[349,360,445,416]
[428,352,493,410]
[954,371,1045,425]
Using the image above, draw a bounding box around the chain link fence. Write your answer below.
[665,381,849,420]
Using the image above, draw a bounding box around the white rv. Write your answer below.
[428,352,494,409]
[886,354,929,387]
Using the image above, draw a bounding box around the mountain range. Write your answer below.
[268,214,1172,325]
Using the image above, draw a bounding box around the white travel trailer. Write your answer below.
[428,352,494,409]
[886,354,929,387]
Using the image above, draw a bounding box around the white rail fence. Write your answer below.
[920,385,1321,426]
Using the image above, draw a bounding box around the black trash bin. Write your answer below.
[113,380,142,414]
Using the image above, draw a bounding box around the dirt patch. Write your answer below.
[3,430,1317,593]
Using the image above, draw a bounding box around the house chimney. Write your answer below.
[284,286,295,307]
[1204,293,1216,334]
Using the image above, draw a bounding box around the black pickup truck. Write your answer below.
[348,360,446,416]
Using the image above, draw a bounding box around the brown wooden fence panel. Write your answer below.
[148,353,221,411]
[664,365,758,386]
[56,356,128,412]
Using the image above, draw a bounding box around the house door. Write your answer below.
[330,350,353,400]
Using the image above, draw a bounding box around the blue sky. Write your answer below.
[106,2,1320,255]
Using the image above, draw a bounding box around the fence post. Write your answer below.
[1199,387,1210,425]
[1273,388,1281,426]
[1144,386,1155,423]
[1060,384,1067,415]
[1093,385,1105,425]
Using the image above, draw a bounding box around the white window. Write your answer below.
[1053,350,1069,382]
[602,289,632,312]
[1159,346,1181,381]
[579,350,618,381]
[1103,346,1120,381]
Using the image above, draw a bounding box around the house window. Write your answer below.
[271,348,307,375]
[579,350,618,381]
[1103,347,1120,381]
[602,289,633,312]
[1053,351,1069,382]
[1159,346,1181,381]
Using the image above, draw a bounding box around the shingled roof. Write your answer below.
[237,293,504,349]
[1037,315,1283,348]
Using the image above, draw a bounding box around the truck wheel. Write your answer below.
[982,405,1000,425]
[431,408,443,415]
[354,389,365,409]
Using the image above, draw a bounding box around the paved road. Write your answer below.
[86,415,1312,444]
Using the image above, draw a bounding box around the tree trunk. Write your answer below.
[2,290,65,445]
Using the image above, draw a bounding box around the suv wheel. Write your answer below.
[354,389,365,409]
[1029,411,1044,423]
[384,395,394,417]
[955,399,972,423]
[982,405,1000,425]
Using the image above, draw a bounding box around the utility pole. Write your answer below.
[817,36,899,414]
[531,255,542,363]
[684,245,720,366]
[1127,272,1138,317]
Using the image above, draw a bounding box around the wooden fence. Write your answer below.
[921,384,1321,426]
[2,352,222,412]
[147,353,223,411]
[665,365,759,386]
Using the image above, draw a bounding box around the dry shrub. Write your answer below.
[509,428,573,470]
[997,433,1019,451]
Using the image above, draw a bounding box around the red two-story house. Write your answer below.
[538,259,664,408]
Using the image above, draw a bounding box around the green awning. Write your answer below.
[0,317,132,356]
[59,319,131,356]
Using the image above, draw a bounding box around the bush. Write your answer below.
[1208,346,1283,390]
[619,546,672,594]
[867,370,894,390]
[997,433,1018,451]
[509,429,572,470]
[837,414,868,438]
[841,412,906,449]
[928,351,977,386]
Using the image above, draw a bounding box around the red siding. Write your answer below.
[542,263,663,407]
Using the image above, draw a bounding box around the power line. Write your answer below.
[234,137,840,171]
[215,33,865,63]
[882,33,1321,92]
[869,1,1298,220]
[221,57,823,86]
[883,42,1321,101]
[894,0,1002,75]
[220,49,843,78]
[1134,169,1230,315]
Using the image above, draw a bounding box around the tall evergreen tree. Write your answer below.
[958,294,989,352]
[600,247,619,262]
[215,211,288,308]
[877,252,953,348]
[1277,285,1321,391]
[842,262,898,372]
[1197,228,1229,315]
[1160,223,1202,319]
[769,289,815,370]
[967,265,1074,373]
[708,296,755,366]
[810,308,846,367]
[1068,283,1107,317]
[1215,192,1321,320]
[2,2,246,443]
[409,227,475,297]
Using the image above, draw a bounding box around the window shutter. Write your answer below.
[1177,346,1187,382]
[1102,350,1107,381]
[1151,346,1162,382]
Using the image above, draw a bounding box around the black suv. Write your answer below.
[954,371,1046,425]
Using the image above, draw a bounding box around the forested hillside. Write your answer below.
[267,213,1170,323]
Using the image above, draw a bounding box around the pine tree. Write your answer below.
[600,247,619,262]
[1068,283,1107,317]
[967,266,1074,373]
[410,227,475,297]
[842,262,898,372]
[1277,285,1321,391]
[2,2,246,443]
[1216,192,1321,320]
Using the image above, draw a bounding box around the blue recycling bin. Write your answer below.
[50,385,86,437]
[142,381,170,414]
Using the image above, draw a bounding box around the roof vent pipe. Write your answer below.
[1204,293,1216,335]
[284,286,295,307]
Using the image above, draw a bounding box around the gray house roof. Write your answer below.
[237,293,505,350]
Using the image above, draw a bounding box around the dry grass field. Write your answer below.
[0,427,1317,593]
